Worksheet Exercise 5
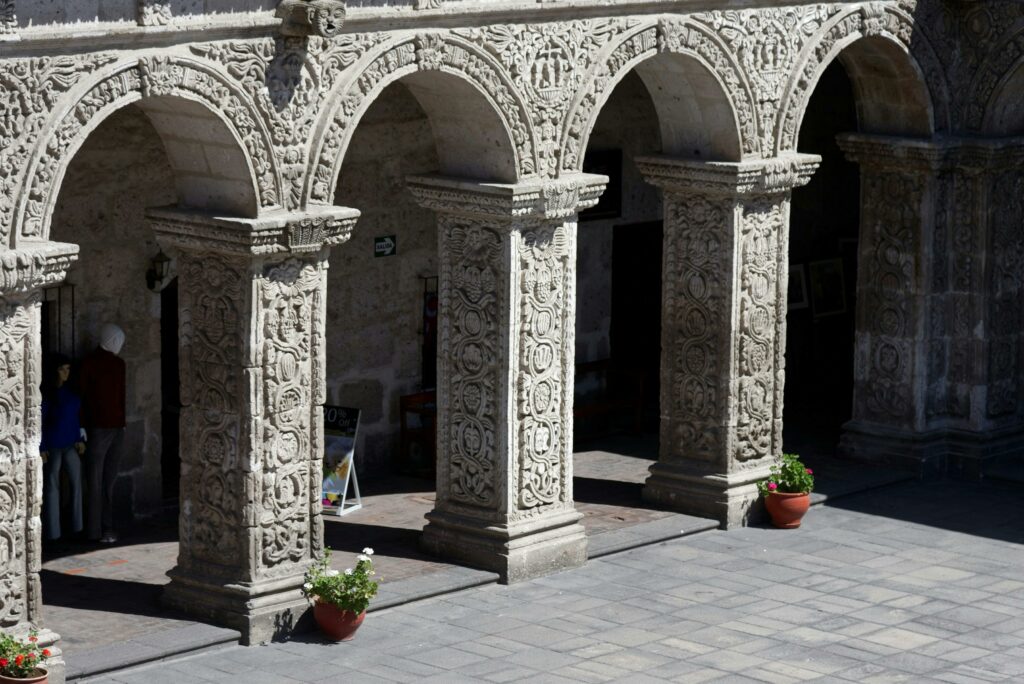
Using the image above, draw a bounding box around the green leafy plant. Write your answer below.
[0,631,50,679]
[757,453,815,496]
[301,547,379,614]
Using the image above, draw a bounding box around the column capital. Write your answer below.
[0,242,78,297]
[406,173,607,223]
[837,133,1024,172]
[635,154,820,197]
[147,205,360,257]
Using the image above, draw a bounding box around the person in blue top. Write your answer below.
[40,353,86,542]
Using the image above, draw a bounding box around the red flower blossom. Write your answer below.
[28,636,37,643]
[767,482,778,491]
[42,649,50,657]
[0,658,8,667]
[14,655,23,666]
[805,468,813,474]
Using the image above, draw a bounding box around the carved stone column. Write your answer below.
[408,173,606,583]
[636,155,819,529]
[839,135,1024,476]
[0,242,78,684]
[149,206,358,644]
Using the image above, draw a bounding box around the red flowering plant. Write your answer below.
[757,453,815,496]
[0,631,50,679]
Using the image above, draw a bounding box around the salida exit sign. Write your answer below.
[374,235,397,257]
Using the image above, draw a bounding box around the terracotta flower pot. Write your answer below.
[0,669,48,684]
[764,491,810,529]
[313,602,365,641]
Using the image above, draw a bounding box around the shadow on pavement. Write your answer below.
[822,477,1024,545]
[40,570,173,619]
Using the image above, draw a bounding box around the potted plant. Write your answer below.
[301,547,379,641]
[757,453,815,529]
[0,632,51,683]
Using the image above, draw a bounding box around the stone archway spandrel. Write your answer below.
[774,4,952,155]
[10,55,280,245]
[307,33,536,207]
[559,18,760,174]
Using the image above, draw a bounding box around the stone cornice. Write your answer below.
[0,241,78,296]
[838,134,1024,172]
[635,154,820,197]
[148,206,360,256]
[407,173,608,223]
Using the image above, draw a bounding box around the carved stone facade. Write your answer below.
[409,174,606,582]
[638,155,819,528]
[0,0,1022,668]
[150,206,358,643]
[839,135,1024,477]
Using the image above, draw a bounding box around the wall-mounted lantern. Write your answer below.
[146,249,173,292]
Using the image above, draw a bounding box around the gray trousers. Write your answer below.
[87,428,124,539]
[43,446,83,540]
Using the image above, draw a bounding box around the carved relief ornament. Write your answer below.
[277,0,346,39]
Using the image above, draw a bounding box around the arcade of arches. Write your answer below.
[1,0,1023,677]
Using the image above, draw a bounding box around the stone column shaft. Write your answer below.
[150,206,358,643]
[408,173,606,583]
[836,135,1024,474]
[0,241,79,683]
[636,155,819,528]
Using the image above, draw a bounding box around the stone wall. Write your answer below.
[50,105,176,520]
[328,83,439,478]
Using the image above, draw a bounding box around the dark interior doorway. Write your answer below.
[609,220,662,433]
[160,278,181,500]
[784,61,861,458]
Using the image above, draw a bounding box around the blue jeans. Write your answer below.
[43,446,83,540]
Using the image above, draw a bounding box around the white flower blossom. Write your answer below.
[326,569,340,577]
[303,582,313,590]
[362,547,374,556]
[357,554,370,562]
[344,568,354,576]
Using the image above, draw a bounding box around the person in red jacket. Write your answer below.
[78,323,127,544]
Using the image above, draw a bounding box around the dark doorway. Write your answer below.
[784,61,861,457]
[160,278,181,500]
[609,221,663,432]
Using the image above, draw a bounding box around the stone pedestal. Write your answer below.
[636,155,819,528]
[838,135,1024,477]
[149,206,358,644]
[0,242,78,684]
[408,174,606,582]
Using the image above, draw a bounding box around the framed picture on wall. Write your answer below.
[580,149,622,221]
[809,258,847,317]
[787,264,808,311]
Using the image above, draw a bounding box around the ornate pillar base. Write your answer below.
[162,571,311,645]
[642,462,770,529]
[840,420,1024,481]
[422,509,587,583]
[149,206,358,644]
[409,174,606,584]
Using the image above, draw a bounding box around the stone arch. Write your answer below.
[307,34,534,205]
[777,5,949,153]
[981,52,1024,135]
[14,55,279,244]
[561,20,756,172]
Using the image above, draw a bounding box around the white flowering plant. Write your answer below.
[301,547,379,614]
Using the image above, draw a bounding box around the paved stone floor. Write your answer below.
[44,438,671,655]
[80,476,1024,683]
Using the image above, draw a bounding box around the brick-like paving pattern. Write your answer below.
[85,477,1024,683]
[45,446,666,655]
